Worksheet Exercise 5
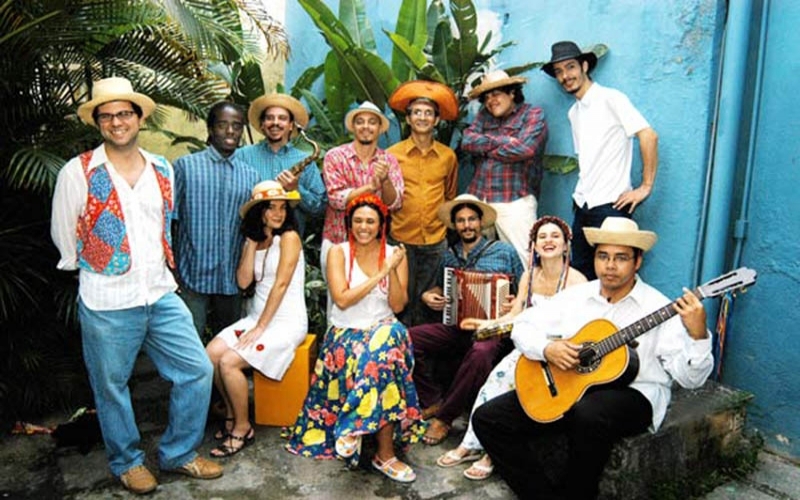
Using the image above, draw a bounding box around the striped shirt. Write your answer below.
[173,146,259,295]
[461,103,548,203]
[238,141,327,235]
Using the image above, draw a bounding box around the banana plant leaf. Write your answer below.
[384,30,446,83]
[339,0,376,52]
[543,154,579,175]
[392,0,427,81]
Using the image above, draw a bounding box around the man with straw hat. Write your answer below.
[409,194,523,447]
[541,40,659,281]
[462,70,549,268]
[387,80,459,326]
[473,217,711,499]
[52,77,223,494]
[320,101,405,273]
[239,93,326,236]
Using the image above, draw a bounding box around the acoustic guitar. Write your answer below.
[515,267,757,423]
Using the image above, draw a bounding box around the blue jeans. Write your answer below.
[78,292,213,476]
[571,203,632,280]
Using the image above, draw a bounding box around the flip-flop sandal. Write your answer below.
[463,462,494,481]
[209,427,255,458]
[371,456,416,483]
[436,449,483,468]
[334,434,362,459]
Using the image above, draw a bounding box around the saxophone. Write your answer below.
[288,123,321,177]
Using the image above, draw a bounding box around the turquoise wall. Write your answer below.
[284,0,800,458]
[720,0,800,458]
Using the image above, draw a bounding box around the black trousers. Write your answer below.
[472,386,652,500]
[571,203,632,281]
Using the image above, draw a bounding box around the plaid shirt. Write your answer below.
[436,237,524,289]
[461,103,548,203]
[173,146,259,295]
[321,142,404,244]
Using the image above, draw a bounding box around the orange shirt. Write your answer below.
[388,137,458,245]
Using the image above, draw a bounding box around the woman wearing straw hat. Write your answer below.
[205,180,307,458]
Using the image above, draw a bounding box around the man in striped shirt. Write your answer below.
[461,70,549,268]
[173,102,259,339]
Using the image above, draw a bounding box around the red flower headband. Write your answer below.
[345,193,389,285]
[346,192,389,217]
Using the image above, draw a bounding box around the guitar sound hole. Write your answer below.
[577,344,600,373]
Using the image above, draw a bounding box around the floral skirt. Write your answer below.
[285,318,424,465]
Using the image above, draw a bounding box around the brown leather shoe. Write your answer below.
[166,456,223,479]
[119,465,158,494]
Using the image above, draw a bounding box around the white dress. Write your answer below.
[215,234,308,380]
[460,293,545,451]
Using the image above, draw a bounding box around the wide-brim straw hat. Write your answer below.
[437,194,497,230]
[76,77,156,127]
[248,94,310,139]
[541,41,598,78]
[239,180,301,218]
[583,217,657,252]
[468,70,528,100]
[388,80,459,121]
[344,101,390,134]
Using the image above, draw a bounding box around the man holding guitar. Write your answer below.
[473,217,714,499]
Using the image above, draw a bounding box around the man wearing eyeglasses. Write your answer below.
[386,81,460,326]
[473,217,711,499]
[173,102,259,339]
[51,77,223,494]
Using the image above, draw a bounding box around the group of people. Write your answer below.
[51,39,712,499]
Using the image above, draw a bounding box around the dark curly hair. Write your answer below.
[240,200,297,242]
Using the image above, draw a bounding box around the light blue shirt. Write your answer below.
[238,141,327,236]
[173,146,259,295]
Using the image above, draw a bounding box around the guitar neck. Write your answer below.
[592,294,689,357]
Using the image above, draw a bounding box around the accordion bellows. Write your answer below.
[443,268,511,326]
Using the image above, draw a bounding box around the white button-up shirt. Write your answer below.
[512,277,713,431]
[569,83,650,209]
[51,144,177,311]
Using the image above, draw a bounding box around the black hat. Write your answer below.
[541,41,598,77]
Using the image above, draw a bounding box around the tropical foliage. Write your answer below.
[289,0,605,176]
[0,0,287,427]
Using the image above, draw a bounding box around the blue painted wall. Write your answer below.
[284,0,800,458]
[720,0,800,458]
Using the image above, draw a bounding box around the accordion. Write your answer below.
[442,268,512,327]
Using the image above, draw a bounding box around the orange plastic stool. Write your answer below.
[253,334,317,426]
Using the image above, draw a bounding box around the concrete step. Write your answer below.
[601,380,756,499]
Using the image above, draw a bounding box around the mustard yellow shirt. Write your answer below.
[387,137,458,245]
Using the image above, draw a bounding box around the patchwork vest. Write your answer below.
[76,150,175,275]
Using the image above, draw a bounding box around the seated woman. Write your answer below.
[436,216,586,480]
[206,180,307,457]
[286,193,424,483]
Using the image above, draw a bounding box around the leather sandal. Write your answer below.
[214,418,234,440]
[463,461,494,481]
[436,448,482,468]
[422,418,450,446]
[209,427,255,458]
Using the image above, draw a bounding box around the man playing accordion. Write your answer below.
[409,194,524,446]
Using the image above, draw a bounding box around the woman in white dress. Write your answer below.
[206,180,307,457]
[436,216,587,479]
